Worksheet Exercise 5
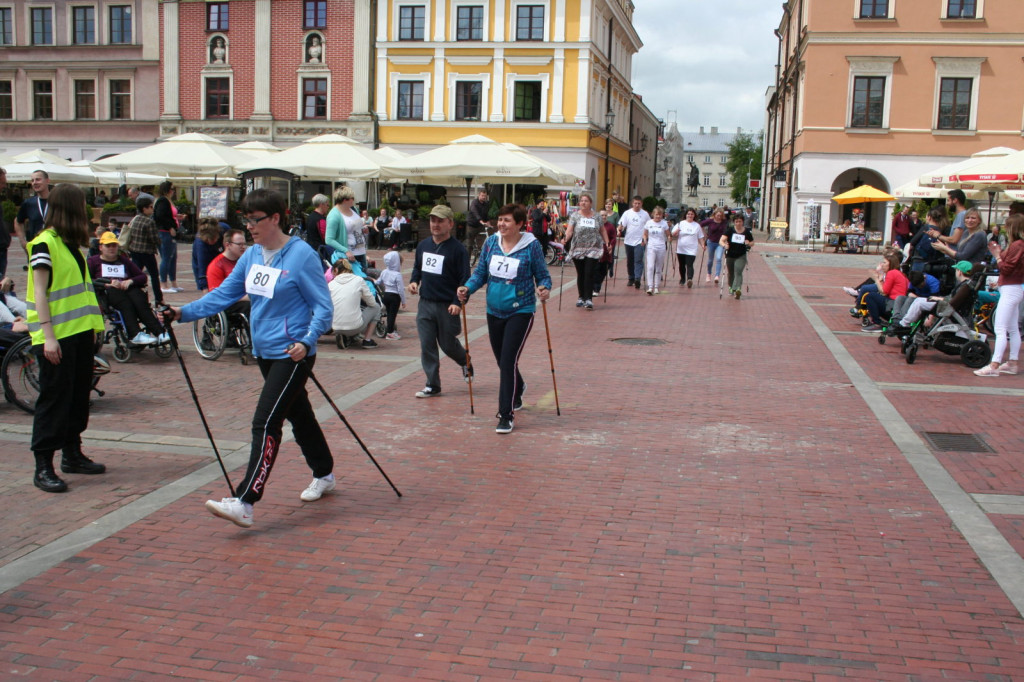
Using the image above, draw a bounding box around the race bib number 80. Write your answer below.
[245,264,282,298]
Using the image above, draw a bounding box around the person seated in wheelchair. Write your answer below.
[888,261,977,336]
[207,228,251,318]
[1,276,29,334]
[853,253,909,332]
[87,232,167,346]
[889,269,942,328]
[328,258,381,349]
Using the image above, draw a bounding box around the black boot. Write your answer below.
[61,448,106,475]
[34,452,68,493]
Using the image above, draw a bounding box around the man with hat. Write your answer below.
[407,205,472,398]
[86,231,167,346]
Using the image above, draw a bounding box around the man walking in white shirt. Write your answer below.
[617,196,651,289]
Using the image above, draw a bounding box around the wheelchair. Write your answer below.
[1,330,39,414]
[192,307,252,364]
[94,278,174,364]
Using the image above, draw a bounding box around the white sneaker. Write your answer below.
[205,498,253,528]
[160,287,175,293]
[300,474,336,501]
[843,286,859,297]
[653,288,659,295]
[385,332,401,340]
[130,331,157,345]
[157,332,170,344]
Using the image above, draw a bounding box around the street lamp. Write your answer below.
[590,108,616,138]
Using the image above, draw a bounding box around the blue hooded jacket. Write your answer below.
[180,236,332,359]
[464,232,552,318]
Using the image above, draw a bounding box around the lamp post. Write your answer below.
[590,108,616,201]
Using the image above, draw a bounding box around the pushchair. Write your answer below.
[894,269,992,367]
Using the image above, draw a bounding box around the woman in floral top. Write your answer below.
[565,193,610,310]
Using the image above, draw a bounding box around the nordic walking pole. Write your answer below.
[160,309,236,497]
[558,252,566,311]
[460,303,475,415]
[302,358,402,498]
[696,245,705,288]
[540,300,561,416]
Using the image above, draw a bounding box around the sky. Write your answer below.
[630,0,782,136]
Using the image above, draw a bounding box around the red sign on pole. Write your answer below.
[748,179,761,189]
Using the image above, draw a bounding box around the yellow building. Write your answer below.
[374,0,642,202]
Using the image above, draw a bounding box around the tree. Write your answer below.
[725,131,764,208]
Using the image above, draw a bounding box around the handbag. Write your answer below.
[117,221,133,248]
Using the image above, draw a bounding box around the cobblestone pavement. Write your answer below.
[1,240,1022,679]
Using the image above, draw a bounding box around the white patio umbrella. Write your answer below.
[235,134,384,180]
[500,143,580,187]
[4,150,96,184]
[67,159,164,187]
[233,140,282,157]
[918,146,1019,187]
[91,133,255,178]
[951,148,1024,190]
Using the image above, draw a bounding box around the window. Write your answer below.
[687,155,693,163]
[72,6,95,44]
[109,5,132,43]
[31,7,53,44]
[109,79,131,119]
[1,7,14,45]
[302,78,327,119]
[455,81,482,120]
[398,6,425,40]
[937,77,972,130]
[513,81,541,121]
[396,80,423,120]
[719,174,728,187]
[75,80,96,119]
[947,0,976,17]
[704,155,711,164]
[207,2,229,31]
[859,0,888,17]
[33,80,53,119]
[721,155,728,164]
[701,198,709,207]
[516,5,544,40]
[206,78,230,119]
[850,76,885,128]
[702,173,710,187]
[456,6,483,40]
[304,0,326,28]
[0,81,12,120]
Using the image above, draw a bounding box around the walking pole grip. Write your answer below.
[461,304,474,415]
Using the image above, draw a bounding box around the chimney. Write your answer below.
[699,126,704,135]
[711,126,718,135]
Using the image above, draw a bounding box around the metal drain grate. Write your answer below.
[610,337,667,346]
[921,432,994,453]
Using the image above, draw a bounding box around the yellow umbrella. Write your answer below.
[832,184,895,204]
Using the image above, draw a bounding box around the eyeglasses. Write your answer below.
[229,241,247,247]
[243,214,271,227]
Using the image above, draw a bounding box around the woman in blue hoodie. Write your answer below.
[165,189,336,528]
[458,204,551,434]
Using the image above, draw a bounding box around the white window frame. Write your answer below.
[505,73,549,123]
[447,74,489,122]
[106,74,134,121]
[511,0,549,42]
[846,56,898,131]
[719,173,728,187]
[31,77,55,120]
[68,4,97,45]
[27,4,55,46]
[0,74,16,120]
[389,71,429,121]
[704,155,710,164]
[942,0,983,18]
[106,3,133,45]
[297,74,332,121]
[393,2,428,41]
[202,74,234,120]
[69,74,98,120]
[854,0,895,19]
[451,1,487,42]
[931,57,984,134]
[702,173,710,187]
[0,6,16,46]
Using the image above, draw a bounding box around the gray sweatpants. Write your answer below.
[416,298,467,392]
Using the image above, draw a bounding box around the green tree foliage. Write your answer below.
[725,131,764,207]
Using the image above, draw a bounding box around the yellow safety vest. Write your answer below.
[25,229,104,345]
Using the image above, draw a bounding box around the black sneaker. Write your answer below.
[496,416,514,434]
[634,281,640,289]
[576,298,584,308]
[361,339,378,348]
[584,300,593,309]
[415,386,440,398]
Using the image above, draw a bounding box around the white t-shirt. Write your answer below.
[644,220,670,251]
[672,220,705,256]
[618,208,651,247]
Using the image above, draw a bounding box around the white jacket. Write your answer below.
[329,273,375,331]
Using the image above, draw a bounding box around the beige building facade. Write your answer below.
[764,0,1024,240]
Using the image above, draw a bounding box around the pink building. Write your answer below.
[764,0,1024,240]
[0,0,160,159]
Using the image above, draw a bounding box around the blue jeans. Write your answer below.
[158,231,177,284]
[706,242,723,277]
[624,244,645,283]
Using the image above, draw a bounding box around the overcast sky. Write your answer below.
[631,0,782,135]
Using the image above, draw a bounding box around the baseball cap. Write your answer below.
[952,260,973,275]
[99,231,120,245]
[429,205,454,221]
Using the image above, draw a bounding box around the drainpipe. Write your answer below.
[369,0,380,150]
[603,17,613,201]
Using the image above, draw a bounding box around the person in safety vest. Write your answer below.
[26,183,107,493]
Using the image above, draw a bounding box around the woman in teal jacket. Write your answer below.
[166,189,336,528]
[458,204,551,434]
